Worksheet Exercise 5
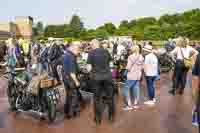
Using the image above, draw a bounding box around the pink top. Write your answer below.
[126,54,144,80]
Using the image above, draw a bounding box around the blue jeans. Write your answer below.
[145,76,156,100]
[38,62,48,74]
[123,80,140,103]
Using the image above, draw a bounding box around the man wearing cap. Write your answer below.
[143,42,159,105]
[87,39,115,125]
[62,43,81,118]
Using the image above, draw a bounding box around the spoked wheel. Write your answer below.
[45,90,56,122]
[15,95,23,109]
[7,82,18,111]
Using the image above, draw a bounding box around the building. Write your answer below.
[15,16,33,40]
[0,30,12,40]
[0,16,33,40]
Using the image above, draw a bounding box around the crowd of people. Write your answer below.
[0,37,200,129]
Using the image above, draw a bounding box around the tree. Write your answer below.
[136,17,157,29]
[119,20,129,29]
[159,14,181,25]
[144,25,161,40]
[128,20,137,28]
[44,25,66,38]
[32,27,39,37]
[69,15,84,38]
[39,8,200,40]
[104,23,116,35]
[36,22,44,35]
[64,24,74,37]
[95,29,109,39]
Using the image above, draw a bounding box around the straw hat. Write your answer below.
[143,44,153,52]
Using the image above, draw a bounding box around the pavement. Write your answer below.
[0,73,198,133]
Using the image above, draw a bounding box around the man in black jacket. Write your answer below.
[48,43,63,81]
[87,39,115,125]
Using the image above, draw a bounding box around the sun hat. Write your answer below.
[143,44,153,52]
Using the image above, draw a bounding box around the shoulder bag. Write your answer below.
[180,48,192,69]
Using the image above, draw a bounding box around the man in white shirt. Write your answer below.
[143,43,158,105]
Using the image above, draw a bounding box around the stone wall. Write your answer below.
[0,16,33,40]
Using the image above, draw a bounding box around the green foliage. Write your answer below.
[44,25,66,38]
[144,25,161,40]
[41,8,200,41]
[69,15,84,38]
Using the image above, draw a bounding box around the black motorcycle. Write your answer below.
[3,68,60,122]
[155,48,175,73]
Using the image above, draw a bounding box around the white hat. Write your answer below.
[143,44,153,52]
[48,37,54,41]
[73,41,81,46]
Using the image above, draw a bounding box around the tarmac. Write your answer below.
[0,72,197,133]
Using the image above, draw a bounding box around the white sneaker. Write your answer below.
[144,100,155,105]
[123,106,133,111]
[153,98,157,103]
[192,122,199,127]
[132,105,139,109]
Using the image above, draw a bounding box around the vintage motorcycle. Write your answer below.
[155,48,175,73]
[3,68,60,122]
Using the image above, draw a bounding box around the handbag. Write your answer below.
[180,48,193,69]
[123,55,140,79]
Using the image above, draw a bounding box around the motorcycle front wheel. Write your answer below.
[45,90,56,122]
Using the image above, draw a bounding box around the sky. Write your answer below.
[0,0,199,28]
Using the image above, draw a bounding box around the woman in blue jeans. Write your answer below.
[123,45,144,110]
[143,43,159,105]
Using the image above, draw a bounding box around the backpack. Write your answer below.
[48,44,63,62]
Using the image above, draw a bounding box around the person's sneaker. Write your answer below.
[144,100,155,105]
[153,98,157,103]
[123,106,133,111]
[132,105,139,109]
[192,122,199,127]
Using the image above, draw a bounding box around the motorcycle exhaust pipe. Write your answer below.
[17,109,47,117]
